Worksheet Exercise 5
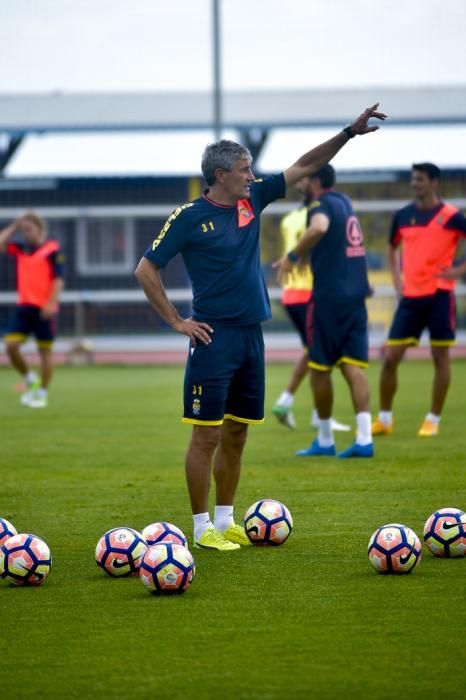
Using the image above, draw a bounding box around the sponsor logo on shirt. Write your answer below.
[152,202,194,250]
[345,215,366,258]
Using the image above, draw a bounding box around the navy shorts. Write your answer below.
[4,305,56,347]
[284,301,312,346]
[182,323,265,425]
[307,298,368,371]
[388,290,456,346]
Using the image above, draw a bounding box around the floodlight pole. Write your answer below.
[212,0,222,141]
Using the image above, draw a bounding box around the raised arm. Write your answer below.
[135,257,213,346]
[283,103,387,188]
[0,219,19,253]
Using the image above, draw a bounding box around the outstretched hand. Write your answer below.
[350,103,387,135]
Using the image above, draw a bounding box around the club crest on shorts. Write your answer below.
[192,398,201,415]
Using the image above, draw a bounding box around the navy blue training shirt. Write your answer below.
[144,173,286,325]
[308,190,371,303]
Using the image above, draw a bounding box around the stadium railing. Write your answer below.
[1,199,465,351]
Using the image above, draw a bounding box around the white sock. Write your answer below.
[426,412,440,424]
[311,409,320,427]
[193,512,213,541]
[378,411,393,427]
[277,391,294,408]
[318,418,334,448]
[214,505,234,532]
[25,370,38,386]
[36,388,47,398]
[356,412,372,446]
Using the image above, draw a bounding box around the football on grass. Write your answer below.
[142,521,188,548]
[0,517,17,547]
[139,543,195,595]
[368,523,422,574]
[423,507,466,557]
[243,499,293,546]
[0,533,52,586]
[95,526,147,577]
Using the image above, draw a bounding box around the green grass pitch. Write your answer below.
[1,359,466,699]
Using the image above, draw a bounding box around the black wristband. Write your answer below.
[343,125,355,139]
[287,251,299,263]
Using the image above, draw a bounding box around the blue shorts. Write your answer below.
[4,305,56,347]
[307,298,368,371]
[388,290,456,346]
[182,323,265,426]
[284,300,312,346]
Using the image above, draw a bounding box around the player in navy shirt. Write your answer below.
[275,164,374,459]
[308,189,371,304]
[136,104,386,551]
[145,173,285,326]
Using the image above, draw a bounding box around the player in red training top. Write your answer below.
[0,213,65,408]
[372,163,466,437]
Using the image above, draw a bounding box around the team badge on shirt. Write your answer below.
[237,199,255,228]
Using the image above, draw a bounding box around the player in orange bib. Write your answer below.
[372,163,466,437]
[0,213,65,408]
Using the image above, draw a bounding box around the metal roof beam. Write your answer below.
[0,134,24,174]
[0,86,465,134]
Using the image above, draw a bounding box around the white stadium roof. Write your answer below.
[1,86,466,133]
[5,125,466,177]
[2,86,466,176]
